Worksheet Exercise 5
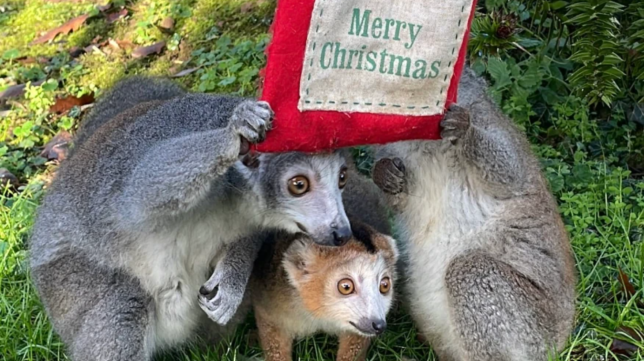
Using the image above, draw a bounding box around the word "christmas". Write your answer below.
[316,8,442,80]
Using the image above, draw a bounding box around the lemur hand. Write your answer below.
[230,100,274,155]
[440,105,471,145]
[198,259,248,326]
[373,157,407,195]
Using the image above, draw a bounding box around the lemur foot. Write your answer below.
[230,100,274,155]
[198,261,246,325]
[440,105,471,144]
[373,158,406,195]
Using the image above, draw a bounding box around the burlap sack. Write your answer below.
[256,0,477,153]
[299,1,474,116]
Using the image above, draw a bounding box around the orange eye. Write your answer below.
[379,277,391,294]
[339,168,348,189]
[337,278,355,295]
[288,176,310,196]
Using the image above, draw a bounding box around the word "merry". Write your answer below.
[348,8,422,50]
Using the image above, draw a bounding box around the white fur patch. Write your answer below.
[381,140,501,357]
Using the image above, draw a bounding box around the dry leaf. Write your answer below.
[0,80,45,99]
[132,41,166,59]
[618,267,636,297]
[158,16,175,32]
[69,46,85,58]
[31,14,90,45]
[610,326,642,357]
[50,93,95,114]
[107,39,121,51]
[97,3,112,12]
[0,168,18,189]
[41,132,73,161]
[240,2,256,13]
[171,66,202,78]
[106,9,128,24]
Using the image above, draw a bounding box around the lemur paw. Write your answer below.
[230,100,274,154]
[373,157,406,195]
[198,266,245,326]
[440,105,471,144]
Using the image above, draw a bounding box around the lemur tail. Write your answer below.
[74,76,186,147]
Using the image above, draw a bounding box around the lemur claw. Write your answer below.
[231,100,274,155]
[440,105,471,144]
[373,157,407,195]
[198,266,243,326]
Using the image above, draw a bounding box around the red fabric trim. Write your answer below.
[255,0,478,153]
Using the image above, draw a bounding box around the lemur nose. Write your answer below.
[371,319,386,335]
[332,226,352,246]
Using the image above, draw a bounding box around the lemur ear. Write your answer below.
[283,237,317,286]
[376,234,399,266]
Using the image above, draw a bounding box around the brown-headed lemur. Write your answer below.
[29,77,354,360]
[371,68,576,361]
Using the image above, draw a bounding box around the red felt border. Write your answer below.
[255,0,478,153]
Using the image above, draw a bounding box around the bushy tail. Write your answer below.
[74,76,186,147]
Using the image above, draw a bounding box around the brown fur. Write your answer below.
[249,220,398,361]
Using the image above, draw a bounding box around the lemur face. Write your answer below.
[247,151,352,247]
[283,223,399,337]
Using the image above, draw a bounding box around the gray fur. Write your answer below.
[372,68,576,361]
[29,77,352,360]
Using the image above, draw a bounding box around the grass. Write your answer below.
[1,0,643,360]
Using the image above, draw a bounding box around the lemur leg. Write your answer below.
[199,233,265,325]
[119,100,273,226]
[372,157,408,209]
[445,252,551,361]
[336,333,371,361]
[255,312,293,361]
[441,105,525,191]
[32,253,153,361]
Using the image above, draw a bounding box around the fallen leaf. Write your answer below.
[41,132,72,161]
[0,80,45,99]
[0,168,18,189]
[171,66,202,78]
[31,14,90,45]
[610,326,642,357]
[115,39,134,49]
[618,267,636,297]
[50,93,95,114]
[106,9,128,24]
[240,2,256,13]
[132,41,166,59]
[69,46,85,58]
[107,39,121,50]
[157,16,174,32]
[97,3,112,12]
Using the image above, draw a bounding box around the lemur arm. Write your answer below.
[443,104,527,194]
[198,232,266,325]
[118,99,272,227]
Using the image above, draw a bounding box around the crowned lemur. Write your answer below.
[29,77,355,360]
[371,68,576,361]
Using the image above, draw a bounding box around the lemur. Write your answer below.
[371,68,576,361]
[248,217,398,361]
[29,77,354,360]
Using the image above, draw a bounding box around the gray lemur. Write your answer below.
[371,68,576,361]
[29,77,354,360]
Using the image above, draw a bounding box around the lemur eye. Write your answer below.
[338,167,348,189]
[337,278,355,295]
[379,277,391,294]
[288,176,310,196]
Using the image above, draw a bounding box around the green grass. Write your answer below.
[1,0,643,360]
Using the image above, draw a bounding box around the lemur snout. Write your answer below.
[352,318,387,336]
[371,319,386,335]
[331,226,352,246]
